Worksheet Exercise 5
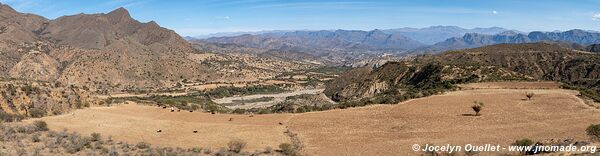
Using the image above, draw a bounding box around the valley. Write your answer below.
[0,1,599,155]
[16,82,599,155]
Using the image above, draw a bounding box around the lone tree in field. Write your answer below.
[526,92,535,100]
[471,101,484,116]
[587,124,600,141]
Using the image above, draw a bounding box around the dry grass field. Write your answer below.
[33,82,600,155]
[36,103,294,151]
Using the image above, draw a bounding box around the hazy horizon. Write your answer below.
[1,0,599,36]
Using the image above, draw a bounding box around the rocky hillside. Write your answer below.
[326,42,600,101]
[0,79,99,121]
[418,30,600,53]
[0,4,315,92]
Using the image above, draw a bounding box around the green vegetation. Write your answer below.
[587,124,600,141]
[562,84,600,102]
[106,94,229,113]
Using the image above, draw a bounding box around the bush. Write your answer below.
[91,132,101,142]
[512,138,534,146]
[136,142,151,149]
[587,124,600,141]
[279,143,299,156]
[29,107,47,118]
[33,120,48,131]
[227,139,247,153]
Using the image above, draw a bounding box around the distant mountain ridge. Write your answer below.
[383,26,512,44]
[204,29,425,56]
[419,29,600,53]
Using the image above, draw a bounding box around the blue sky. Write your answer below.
[1,0,599,36]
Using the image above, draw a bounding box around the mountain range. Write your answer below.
[382,26,512,44]
[417,29,600,53]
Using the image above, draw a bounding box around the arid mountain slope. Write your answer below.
[0,4,315,92]
[326,42,600,101]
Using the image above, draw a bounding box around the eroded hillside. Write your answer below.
[325,43,600,101]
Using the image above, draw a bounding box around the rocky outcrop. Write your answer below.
[9,51,60,81]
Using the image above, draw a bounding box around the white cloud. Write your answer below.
[593,13,600,20]
[492,10,498,15]
[215,16,231,20]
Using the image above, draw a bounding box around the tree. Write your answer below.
[471,101,484,116]
[526,92,535,100]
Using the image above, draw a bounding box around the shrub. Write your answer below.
[91,132,101,142]
[279,143,299,156]
[33,121,48,131]
[227,139,247,153]
[471,101,484,116]
[587,124,600,141]
[31,133,41,142]
[29,107,46,118]
[136,142,151,149]
[512,138,534,146]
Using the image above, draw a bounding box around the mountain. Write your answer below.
[383,26,511,44]
[0,4,313,92]
[190,30,291,39]
[204,29,425,55]
[325,42,600,101]
[419,29,600,53]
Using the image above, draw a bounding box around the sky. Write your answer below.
[0,0,599,36]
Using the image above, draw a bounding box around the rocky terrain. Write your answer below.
[325,42,600,101]
[0,79,99,122]
[0,4,318,94]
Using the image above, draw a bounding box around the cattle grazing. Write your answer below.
[157,130,162,133]
[193,131,198,133]
[278,122,283,125]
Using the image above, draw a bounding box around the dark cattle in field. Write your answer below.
[157,130,162,133]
